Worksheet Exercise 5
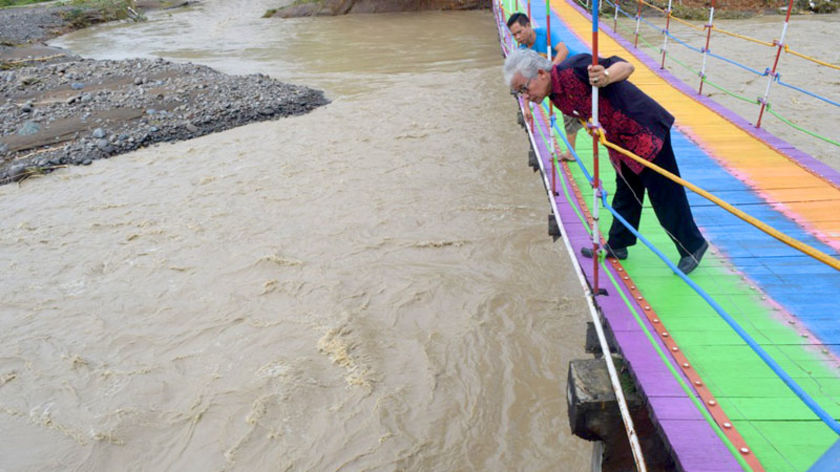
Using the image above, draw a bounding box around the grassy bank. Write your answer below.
[59,0,140,28]
[0,0,53,7]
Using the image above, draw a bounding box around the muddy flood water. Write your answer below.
[1,2,592,471]
[2,1,838,471]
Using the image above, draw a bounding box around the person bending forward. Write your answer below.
[507,12,585,161]
[503,48,708,274]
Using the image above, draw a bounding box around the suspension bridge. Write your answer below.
[493,0,840,470]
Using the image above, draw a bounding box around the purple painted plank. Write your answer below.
[648,395,707,421]
[611,335,693,397]
[604,312,645,332]
[627,369,694,398]
[609,324,697,400]
[565,0,840,188]
[659,420,743,471]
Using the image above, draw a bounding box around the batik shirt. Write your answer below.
[548,54,674,174]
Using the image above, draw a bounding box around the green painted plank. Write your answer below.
[664,324,809,347]
[741,421,836,469]
[555,117,840,470]
[732,420,831,471]
[698,343,839,363]
[719,397,840,420]
[701,376,840,398]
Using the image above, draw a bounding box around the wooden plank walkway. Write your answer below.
[497,0,840,470]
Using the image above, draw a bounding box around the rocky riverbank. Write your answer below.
[0,1,329,185]
[1,55,329,184]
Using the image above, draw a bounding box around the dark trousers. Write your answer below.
[607,132,705,258]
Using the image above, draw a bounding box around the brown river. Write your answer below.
[2,1,838,471]
[2,2,592,471]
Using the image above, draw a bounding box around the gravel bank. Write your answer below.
[0,5,74,46]
[0,2,196,46]
[1,54,329,184]
[0,2,329,185]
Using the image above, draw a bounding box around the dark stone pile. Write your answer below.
[0,54,329,184]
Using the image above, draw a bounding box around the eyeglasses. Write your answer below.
[513,77,533,97]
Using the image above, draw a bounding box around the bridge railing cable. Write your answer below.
[494,3,649,470]
[579,0,840,150]
[497,2,840,466]
[548,102,840,435]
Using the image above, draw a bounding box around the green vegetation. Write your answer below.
[265,0,324,16]
[0,0,54,7]
[58,0,141,28]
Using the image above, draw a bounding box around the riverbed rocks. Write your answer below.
[0,55,329,184]
[0,1,331,185]
[0,5,74,46]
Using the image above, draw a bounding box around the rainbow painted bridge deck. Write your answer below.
[494,1,840,470]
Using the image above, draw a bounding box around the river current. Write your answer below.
[1,2,592,470]
[4,1,837,470]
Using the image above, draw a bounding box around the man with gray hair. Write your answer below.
[507,12,583,161]
[504,48,708,274]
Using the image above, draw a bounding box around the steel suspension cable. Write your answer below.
[557,0,649,465]
[521,78,650,472]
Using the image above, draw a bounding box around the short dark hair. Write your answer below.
[506,12,530,28]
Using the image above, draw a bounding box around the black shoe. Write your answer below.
[580,245,627,260]
[677,240,709,275]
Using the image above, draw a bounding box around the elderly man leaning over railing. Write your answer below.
[504,48,709,274]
